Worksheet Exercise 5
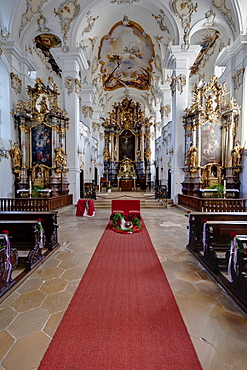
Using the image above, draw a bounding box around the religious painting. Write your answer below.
[190,29,220,75]
[32,123,52,167]
[34,33,62,75]
[98,16,154,90]
[119,130,135,161]
[201,121,221,166]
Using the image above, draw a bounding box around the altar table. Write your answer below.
[76,199,95,217]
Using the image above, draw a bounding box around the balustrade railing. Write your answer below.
[178,194,247,212]
[0,194,73,212]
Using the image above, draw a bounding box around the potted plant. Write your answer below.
[106,183,112,193]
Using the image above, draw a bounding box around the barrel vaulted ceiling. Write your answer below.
[0,0,247,116]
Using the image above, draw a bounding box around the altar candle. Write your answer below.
[223,180,226,194]
[29,180,32,196]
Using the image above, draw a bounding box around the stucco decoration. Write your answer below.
[232,68,245,90]
[190,28,220,75]
[204,7,216,27]
[170,0,198,51]
[81,11,99,37]
[110,0,140,4]
[213,0,236,32]
[98,16,155,91]
[19,0,48,37]
[152,9,170,33]
[10,72,22,94]
[34,33,62,75]
[54,0,80,52]
[65,76,81,95]
[37,14,50,32]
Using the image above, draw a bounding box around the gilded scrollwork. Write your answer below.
[82,106,93,119]
[19,0,48,37]
[170,0,198,51]
[152,9,170,33]
[213,0,236,32]
[81,11,99,37]
[54,0,80,52]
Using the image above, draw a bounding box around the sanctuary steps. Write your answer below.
[94,191,173,210]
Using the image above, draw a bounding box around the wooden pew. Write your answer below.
[187,212,247,252]
[0,234,18,297]
[0,211,59,251]
[203,220,247,273]
[187,212,247,314]
[0,220,46,269]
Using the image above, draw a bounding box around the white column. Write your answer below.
[52,48,88,203]
[164,45,200,203]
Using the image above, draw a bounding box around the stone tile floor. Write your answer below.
[0,196,247,369]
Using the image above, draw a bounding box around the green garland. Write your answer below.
[112,212,141,232]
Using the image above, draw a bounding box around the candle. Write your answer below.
[29,180,32,197]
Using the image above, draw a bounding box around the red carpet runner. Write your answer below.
[39,221,202,369]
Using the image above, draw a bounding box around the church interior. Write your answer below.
[0,0,247,369]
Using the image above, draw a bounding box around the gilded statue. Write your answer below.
[185,143,198,167]
[38,96,48,114]
[54,147,67,168]
[231,141,244,166]
[103,148,110,161]
[10,143,22,167]
[145,148,151,161]
[118,158,136,178]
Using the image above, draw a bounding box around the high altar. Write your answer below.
[11,78,70,197]
[182,75,243,197]
[101,98,152,190]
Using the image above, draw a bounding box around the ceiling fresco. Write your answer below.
[98,16,155,91]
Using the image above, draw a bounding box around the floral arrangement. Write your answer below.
[229,232,244,252]
[112,212,142,234]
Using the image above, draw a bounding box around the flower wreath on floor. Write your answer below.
[111,212,142,234]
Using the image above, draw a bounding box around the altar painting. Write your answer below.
[201,121,221,166]
[99,18,154,90]
[119,130,135,161]
[32,123,52,167]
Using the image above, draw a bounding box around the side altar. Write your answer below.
[182,75,244,197]
[11,78,70,197]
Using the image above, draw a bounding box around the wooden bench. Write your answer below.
[0,220,46,270]
[203,220,247,272]
[0,211,59,251]
[187,212,247,314]
[187,212,247,252]
[0,234,18,297]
